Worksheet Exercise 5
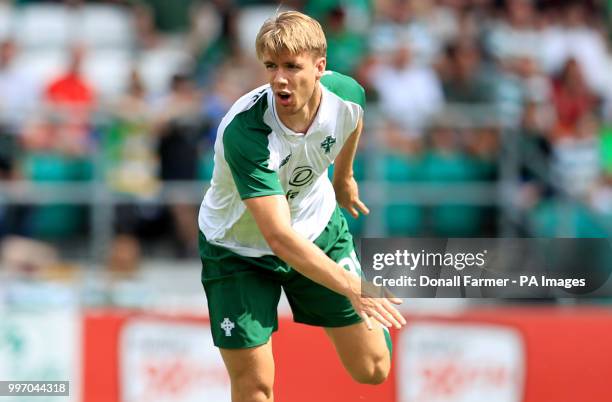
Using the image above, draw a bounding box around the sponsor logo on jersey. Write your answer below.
[289,166,314,187]
[286,166,315,200]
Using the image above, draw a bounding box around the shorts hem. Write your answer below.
[212,332,276,350]
[293,314,363,328]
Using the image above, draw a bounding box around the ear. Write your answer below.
[314,56,326,79]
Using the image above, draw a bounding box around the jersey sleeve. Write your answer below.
[223,118,284,200]
[320,71,366,110]
[320,71,365,134]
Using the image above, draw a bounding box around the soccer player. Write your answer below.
[198,11,406,402]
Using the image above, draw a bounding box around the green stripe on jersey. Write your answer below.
[222,93,284,200]
[320,71,366,109]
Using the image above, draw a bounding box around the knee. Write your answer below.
[349,354,390,385]
[232,374,273,402]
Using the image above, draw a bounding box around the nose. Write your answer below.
[272,68,288,86]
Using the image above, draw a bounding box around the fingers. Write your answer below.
[369,308,394,328]
[360,299,407,330]
[356,199,370,215]
[381,299,407,327]
[354,282,407,330]
[345,199,369,219]
[373,300,403,329]
[360,311,373,330]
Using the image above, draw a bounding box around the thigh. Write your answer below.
[220,340,275,401]
[283,209,363,327]
[220,339,274,378]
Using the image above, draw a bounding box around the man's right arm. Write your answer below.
[243,194,406,330]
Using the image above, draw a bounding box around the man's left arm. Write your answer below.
[332,117,369,218]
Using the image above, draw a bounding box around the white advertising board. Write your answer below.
[398,321,525,402]
[0,309,81,402]
[119,319,230,402]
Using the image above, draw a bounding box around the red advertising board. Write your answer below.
[82,307,612,402]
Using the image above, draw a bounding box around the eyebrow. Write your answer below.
[262,59,303,68]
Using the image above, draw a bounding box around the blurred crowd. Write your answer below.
[1,0,612,270]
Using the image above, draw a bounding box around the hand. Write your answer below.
[333,176,370,219]
[345,272,406,330]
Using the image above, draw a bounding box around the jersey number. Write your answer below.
[338,250,361,277]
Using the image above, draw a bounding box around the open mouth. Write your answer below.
[276,91,292,105]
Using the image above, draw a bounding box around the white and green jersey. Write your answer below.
[198,71,365,257]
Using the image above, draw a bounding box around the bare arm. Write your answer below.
[332,118,370,218]
[243,194,405,330]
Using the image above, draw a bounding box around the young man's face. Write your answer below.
[262,50,326,118]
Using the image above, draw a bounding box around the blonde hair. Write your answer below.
[255,11,327,60]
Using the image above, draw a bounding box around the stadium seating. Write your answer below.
[23,153,91,238]
[0,2,12,41]
[236,5,283,57]
[530,199,609,238]
[137,47,194,96]
[382,153,424,236]
[420,152,484,236]
[76,4,134,50]
[15,4,74,50]
[13,49,67,87]
[82,50,132,100]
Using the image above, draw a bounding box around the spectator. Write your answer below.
[369,42,443,137]
[552,113,601,198]
[305,0,372,33]
[551,58,599,140]
[104,69,161,270]
[18,44,96,240]
[378,119,424,156]
[370,0,440,65]
[322,6,368,76]
[561,2,610,98]
[439,39,496,104]
[106,68,158,196]
[517,100,555,202]
[200,60,255,143]
[0,39,39,135]
[494,55,552,127]
[486,0,542,65]
[0,0,610,250]
[0,141,14,237]
[137,0,197,33]
[154,73,206,257]
[590,174,612,217]
[23,44,96,156]
[132,2,162,50]
[44,44,95,110]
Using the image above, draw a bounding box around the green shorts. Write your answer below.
[200,207,363,349]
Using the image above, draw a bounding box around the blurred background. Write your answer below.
[0,0,611,401]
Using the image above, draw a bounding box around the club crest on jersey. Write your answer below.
[320,135,336,154]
